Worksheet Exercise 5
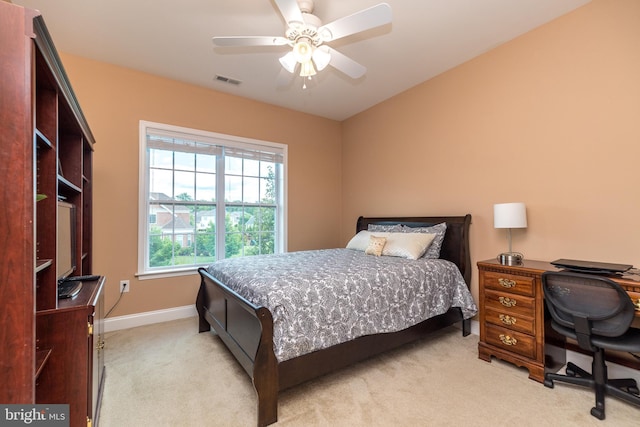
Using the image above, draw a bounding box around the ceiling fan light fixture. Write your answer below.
[318,27,333,42]
[292,39,313,63]
[312,46,331,71]
[299,60,316,77]
[211,1,393,82]
[279,51,297,73]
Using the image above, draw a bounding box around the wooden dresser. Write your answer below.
[477,259,565,382]
[478,258,640,382]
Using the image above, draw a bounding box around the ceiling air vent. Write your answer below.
[215,75,242,85]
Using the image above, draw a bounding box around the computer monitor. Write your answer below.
[56,201,76,281]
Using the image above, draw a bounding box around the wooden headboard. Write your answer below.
[356,215,472,287]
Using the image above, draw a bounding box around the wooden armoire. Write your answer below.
[0,3,105,426]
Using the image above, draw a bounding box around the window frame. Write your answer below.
[137,120,287,279]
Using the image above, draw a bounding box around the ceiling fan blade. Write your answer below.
[212,36,289,47]
[274,0,304,25]
[326,47,366,79]
[319,3,392,42]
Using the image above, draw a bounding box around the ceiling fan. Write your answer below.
[212,0,392,83]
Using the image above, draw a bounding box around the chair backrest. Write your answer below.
[541,271,636,350]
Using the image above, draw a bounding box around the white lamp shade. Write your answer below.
[279,52,297,74]
[312,46,331,71]
[494,203,527,229]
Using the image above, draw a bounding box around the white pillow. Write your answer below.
[346,230,377,251]
[346,231,436,260]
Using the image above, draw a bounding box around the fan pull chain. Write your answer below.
[302,76,312,90]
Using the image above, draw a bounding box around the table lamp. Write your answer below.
[494,202,527,265]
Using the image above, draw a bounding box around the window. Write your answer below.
[138,121,287,278]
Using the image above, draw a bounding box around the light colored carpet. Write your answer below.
[99,317,638,426]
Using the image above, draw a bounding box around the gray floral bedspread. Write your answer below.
[206,248,477,362]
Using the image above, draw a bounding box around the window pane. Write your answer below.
[226,156,242,175]
[174,150,195,171]
[149,203,177,267]
[174,171,195,200]
[260,161,275,177]
[225,206,245,258]
[195,172,216,202]
[179,203,195,267]
[244,158,260,177]
[149,148,173,169]
[149,169,174,199]
[257,231,275,255]
[196,153,215,173]
[225,176,243,203]
[259,177,274,203]
[243,176,260,204]
[148,225,170,268]
[194,205,216,264]
[258,207,276,232]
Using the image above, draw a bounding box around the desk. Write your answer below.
[477,259,640,383]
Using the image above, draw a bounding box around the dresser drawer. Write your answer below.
[485,324,536,359]
[484,289,535,317]
[484,306,535,334]
[483,270,535,296]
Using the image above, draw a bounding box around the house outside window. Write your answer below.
[138,121,287,278]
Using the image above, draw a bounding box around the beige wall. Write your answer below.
[342,0,640,304]
[60,0,639,317]
[60,54,342,316]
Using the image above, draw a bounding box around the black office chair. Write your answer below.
[541,271,640,420]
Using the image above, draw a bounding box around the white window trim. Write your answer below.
[137,120,288,279]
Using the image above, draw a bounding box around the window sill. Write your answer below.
[136,267,200,281]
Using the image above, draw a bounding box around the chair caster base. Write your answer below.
[590,407,605,420]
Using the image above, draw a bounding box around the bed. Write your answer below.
[196,215,476,426]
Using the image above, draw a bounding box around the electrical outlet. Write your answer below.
[120,280,130,293]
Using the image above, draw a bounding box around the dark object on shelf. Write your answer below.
[57,281,82,299]
[64,275,101,282]
[550,259,632,274]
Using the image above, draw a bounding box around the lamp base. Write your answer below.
[497,252,523,266]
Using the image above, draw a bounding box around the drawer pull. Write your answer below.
[499,314,517,326]
[498,278,516,288]
[498,296,517,307]
[499,334,518,346]
[633,298,640,312]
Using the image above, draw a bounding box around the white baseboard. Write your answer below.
[104,305,197,333]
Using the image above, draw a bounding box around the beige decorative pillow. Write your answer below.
[347,230,436,260]
[365,235,387,256]
[382,232,435,259]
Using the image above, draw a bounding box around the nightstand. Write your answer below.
[477,259,565,382]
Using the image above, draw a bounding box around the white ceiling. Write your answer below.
[13,0,591,121]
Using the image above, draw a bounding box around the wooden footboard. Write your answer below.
[196,268,278,426]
